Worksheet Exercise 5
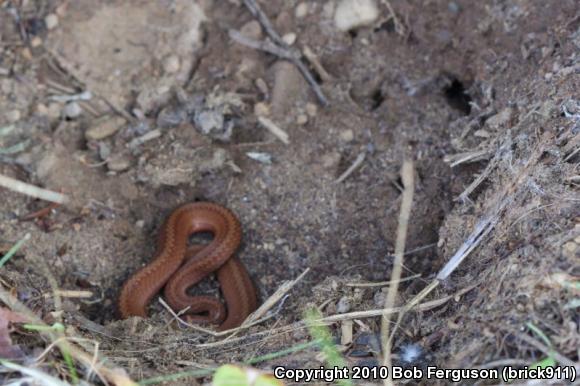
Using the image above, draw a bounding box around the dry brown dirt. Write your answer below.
[0,0,578,385]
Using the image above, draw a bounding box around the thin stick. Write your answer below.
[345,273,421,288]
[335,152,366,183]
[381,161,415,386]
[0,174,68,204]
[257,116,289,144]
[244,268,310,324]
[315,285,476,323]
[236,0,329,106]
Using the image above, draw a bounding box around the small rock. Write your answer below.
[485,107,513,130]
[296,114,308,125]
[255,78,269,96]
[6,109,21,123]
[305,102,318,117]
[334,0,379,31]
[246,152,273,164]
[271,61,308,116]
[322,151,340,168]
[282,32,297,46]
[63,102,82,118]
[336,296,351,313]
[239,20,263,40]
[45,13,59,30]
[47,103,62,119]
[339,129,354,142]
[107,155,131,172]
[85,116,126,140]
[448,2,460,14]
[135,220,145,228]
[98,142,111,160]
[35,103,49,116]
[295,3,309,18]
[254,102,270,117]
[30,36,43,47]
[162,55,180,74]
[473,129,491,138]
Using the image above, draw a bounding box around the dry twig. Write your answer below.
[232,0,329,106]
[381,161,415,386]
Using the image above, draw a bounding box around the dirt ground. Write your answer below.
[0,0,578,385]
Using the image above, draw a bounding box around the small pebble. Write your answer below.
[6,109,21,123]
[254,102,270,117]
[162,55,180,74]
[339,129,354,142]
[296,114,308,125]
[85,116,126,140]
[246,152,273,164]
[239,20,263,40]
[30,36,43,47]
[305,102,318,117]
[107,155,131,172]
[448,2,460,14]
[98,142,111,160]
[44,13,59,30]
[35,103,49,116]
[135,220,145,228]
[295,2,309,18]
[282,32,297,46]
[47,103,62,119]
[334,0,379,31]
[63,102,82,118]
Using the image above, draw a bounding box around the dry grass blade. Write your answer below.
[381,160,414,386]
[0,174,68,204]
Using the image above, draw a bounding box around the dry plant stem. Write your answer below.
[257,116,290,144]
[244,268,310,325]
[393,133,555,342]
[0,174,69,204]
[236,0,329,106]
[381,161,415,386]
[335,152,366,183]
[0,286,137,385]
[345,273,421,288]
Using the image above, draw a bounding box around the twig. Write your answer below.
[381,161,415,386]
[0,174,68,204]
[345,273,421,288]
[315,285,476,323]
[127,129,162,148]
[245,268,309,324]
[379,0,406,37]
[158,297,275,337]
[444,148,492,167]
[335,152,366,183]
[257,116,289,144]
[235,0,329,106]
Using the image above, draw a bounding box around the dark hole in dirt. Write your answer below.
[444,78,472,115]
[24,17,46,35]
[370,88,385,110]
[348,29,358,39]
[374,19,396,34]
